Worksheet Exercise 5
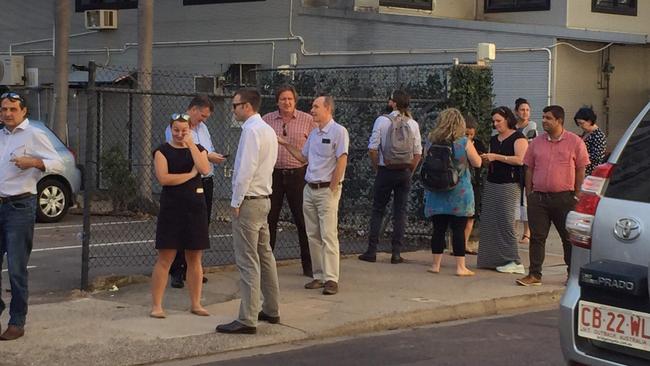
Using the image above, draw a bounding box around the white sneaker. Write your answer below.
[496,262,525,274]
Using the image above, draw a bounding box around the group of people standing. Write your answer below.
[147,84,608,335]
[151,87,349,334]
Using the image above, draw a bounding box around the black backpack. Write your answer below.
[420,142,460,191]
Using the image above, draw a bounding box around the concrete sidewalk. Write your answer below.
[0,242,567,366]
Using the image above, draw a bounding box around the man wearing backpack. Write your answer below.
[359,90,422,264]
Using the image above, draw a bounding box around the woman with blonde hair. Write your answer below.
[423,108,482,276]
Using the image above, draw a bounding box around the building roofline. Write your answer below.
[300,7,648,45]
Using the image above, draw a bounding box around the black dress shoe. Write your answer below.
[216,320,256,334]
[170,274,184,289]
[258,311,280,324]
[358,253,376,262]
[390,255,404,264]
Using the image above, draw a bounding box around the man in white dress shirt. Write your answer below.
[164,95,226,288]
[216,88,280,334]
[0,92,63,340]
[278,96,349,295]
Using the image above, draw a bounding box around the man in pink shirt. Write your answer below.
[516,105,589,287]
[262,85,317,277]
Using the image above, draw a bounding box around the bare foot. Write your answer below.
[427,268,439,274]
[150,308,166,318]
[190,307,210,316]
[456,269,475,277]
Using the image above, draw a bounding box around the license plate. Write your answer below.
[578,300,650,352]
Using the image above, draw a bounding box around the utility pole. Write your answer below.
[135,0,154,201]
[53,0,70,143]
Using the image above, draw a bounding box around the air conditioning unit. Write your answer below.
[85,9,118,30]
[0,55,25,86]
[194,76,216,94]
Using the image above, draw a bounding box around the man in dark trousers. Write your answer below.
[262,85,317,277]
[516,105,589,286]
[359,90,422,264]
[164,95,226,288]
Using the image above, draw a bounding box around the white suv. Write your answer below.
[561,101,650,365]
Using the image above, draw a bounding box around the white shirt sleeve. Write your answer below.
[231,127,260,208]
[199,124,216,154]
[411,120,423,155]
[367,116,385,151]
[33,129,64,174]
[335,127,350,158]
[164,126,172,143]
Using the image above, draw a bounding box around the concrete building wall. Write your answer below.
[567,0,650,35]
[554,41,650,149]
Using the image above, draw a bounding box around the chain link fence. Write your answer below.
[80,62,454,285]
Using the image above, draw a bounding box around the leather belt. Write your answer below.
[243,195,271,200]
[0,192,34,204]
[307,182,341,189]
[276,167,305,175]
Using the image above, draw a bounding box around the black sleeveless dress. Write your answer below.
[154,143,209,250]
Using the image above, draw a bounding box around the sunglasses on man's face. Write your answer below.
[232,102,247,110]
[1,92,24,103]
[170,113,190,122]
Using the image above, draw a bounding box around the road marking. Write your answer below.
[2,266,37,272]
[32,234,232,252]
[35,219,152,231]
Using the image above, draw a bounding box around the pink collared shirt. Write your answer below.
[262,109,317,169]
[523,130,590,193]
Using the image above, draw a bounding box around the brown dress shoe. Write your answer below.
[322,280,338,295]
[304,279,324,289]
[0,325,25,341]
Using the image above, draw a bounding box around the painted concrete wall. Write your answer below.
[554,40,650,150]
[567,0,650,35]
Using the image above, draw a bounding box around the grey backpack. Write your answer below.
[381,114,414,169]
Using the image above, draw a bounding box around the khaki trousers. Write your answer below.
[303,185,342,283]
[232,198,280,327]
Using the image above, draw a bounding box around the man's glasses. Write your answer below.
[232,102,247,110]
[1,92,24,102]
[170,113,190,122]
[282,123,287,136]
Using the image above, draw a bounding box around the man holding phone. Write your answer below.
[164,95,226,288]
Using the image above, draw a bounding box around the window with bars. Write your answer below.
[379,0,432,11]
[484,0,550,13]
[592,0,637,16]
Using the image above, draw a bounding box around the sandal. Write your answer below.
[519,235,530,244]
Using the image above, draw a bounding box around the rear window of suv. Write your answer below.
[605,108,650,203]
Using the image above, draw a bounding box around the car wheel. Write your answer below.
[36,178,70,223]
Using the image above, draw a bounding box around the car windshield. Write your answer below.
[605,109,650,203]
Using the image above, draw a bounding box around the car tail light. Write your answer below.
[566,163,615,249]
[67,147,77,161]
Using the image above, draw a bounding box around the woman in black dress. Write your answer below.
[150,113,211,318]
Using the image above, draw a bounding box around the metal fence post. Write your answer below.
[81,61,96,291]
